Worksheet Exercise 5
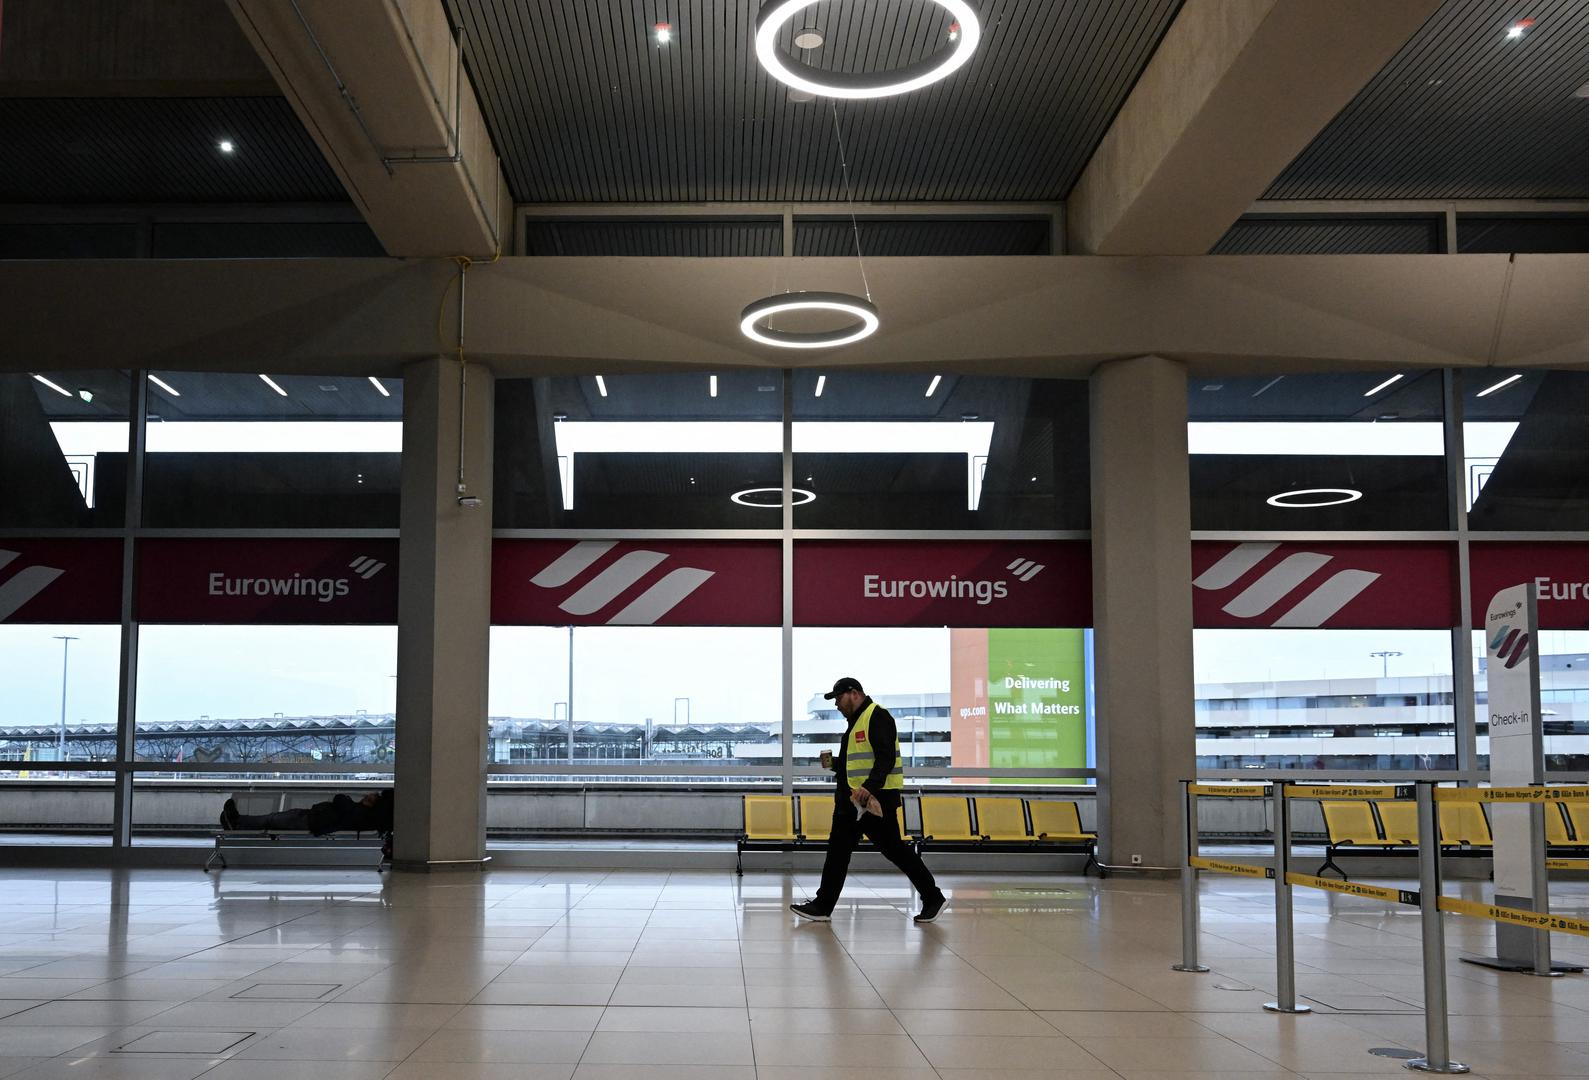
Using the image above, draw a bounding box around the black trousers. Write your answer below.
[814,793,940,910]
[235,809,309,830]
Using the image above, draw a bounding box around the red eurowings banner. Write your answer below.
[794,541,1092,627]
[1192,541,1457,629]
[1471,543,1589,630]
[0,539,123,624]
[493,539,781,625]
[137,539,398,624]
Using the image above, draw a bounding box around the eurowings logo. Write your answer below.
[0,549,63,622]
[1489,625,1533,670]
[1007,557,1045,582]
[530,541,714,624]
[1193,542,1380,628]
[349,556,387,580]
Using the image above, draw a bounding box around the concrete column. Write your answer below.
[1090,355,1194,868]
[394,355,494,870]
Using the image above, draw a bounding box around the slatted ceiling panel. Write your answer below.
[1212,217,1442,255]
[523,218,783,255]
[450,0,1181,202]
[0,97,346,204]
[1265,0,1589,200]
[795,217,1049,255]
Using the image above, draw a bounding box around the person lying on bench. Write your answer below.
[219,790,393,836]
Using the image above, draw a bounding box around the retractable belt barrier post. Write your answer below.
[1174,780,1210,973]
[1409,781,1468,1074]
[1175,782,1273,975]
[1266,780,1310,1014]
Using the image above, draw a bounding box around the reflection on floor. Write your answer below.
[0,866,1586,1078]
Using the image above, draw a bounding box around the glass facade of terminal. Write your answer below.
[5,367,1589,843]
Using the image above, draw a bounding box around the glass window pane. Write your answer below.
[135,626,397,766]
[488,626,781,775]
[140,371,402,528]
[793,627,1093,787]
[0,371,131,527]
[494,373,783,529]
[1465,371,1589,531]
[792,374,1089,529]
[1195,629,1455,771]
[1189,371,1447,530]
[0,626,118,842]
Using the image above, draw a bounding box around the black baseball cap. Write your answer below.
[823,676,863,700]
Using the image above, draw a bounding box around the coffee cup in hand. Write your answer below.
[819,750,833,769]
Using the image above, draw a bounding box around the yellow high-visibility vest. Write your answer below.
[844,702,904,790]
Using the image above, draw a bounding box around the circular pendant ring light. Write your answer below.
[755,0,981,99]
[1266,488,1364,509]
[740,291,880,349]
[732,486,817,508]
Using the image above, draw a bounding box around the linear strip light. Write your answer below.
[595,375,608,397]
[1363,374,1403,397]
[259,374,289,397]
[925,375,942,397]
[552,419,995,512]
[1476,373,1523,398]
[814,375,826,397]
[367,376,390,398]
[148,375,182,397]
[32,375,72,398]
[709,375,718,398]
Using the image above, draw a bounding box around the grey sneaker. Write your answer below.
[790,901,832,922]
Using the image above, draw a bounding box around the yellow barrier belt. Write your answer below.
[1434,786,1589,803]
[1438,896,1589,937]
[1190,855,1274,879]
[1285,872,1419,905]
[1284,784,1412,800]
[1547,859,1589,871]
[1188,784,1270,798]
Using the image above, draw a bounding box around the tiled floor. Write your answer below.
[0,866,1586,1079]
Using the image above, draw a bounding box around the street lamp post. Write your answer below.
[53,635,79,761]
[1370,650,1404,678]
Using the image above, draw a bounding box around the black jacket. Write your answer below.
[833,697,899,801]
[306,790,394,836]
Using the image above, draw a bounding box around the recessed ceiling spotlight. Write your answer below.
[1364,373,1404,397]
[740,291,879,349]
[218,139,235,153]
[793,28,824,48]
[1267,488,1364,509]
[1506,18,1533,39]
[654,21,672,44]
[32,374,72,398]
[756,0,980,99]
[1575,81,1589,98]
[77,388,94,403]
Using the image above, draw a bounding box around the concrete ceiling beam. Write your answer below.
[3,254,1586,377]
[1067,0,1443,256]
[227,0,512,258]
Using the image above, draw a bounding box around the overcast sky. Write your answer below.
[3,624,1582,733]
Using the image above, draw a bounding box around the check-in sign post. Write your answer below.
[1471,582,1565,975]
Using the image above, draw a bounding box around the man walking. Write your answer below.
[791,677,947,924]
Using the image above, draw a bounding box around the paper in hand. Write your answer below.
[855,790,884,818]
